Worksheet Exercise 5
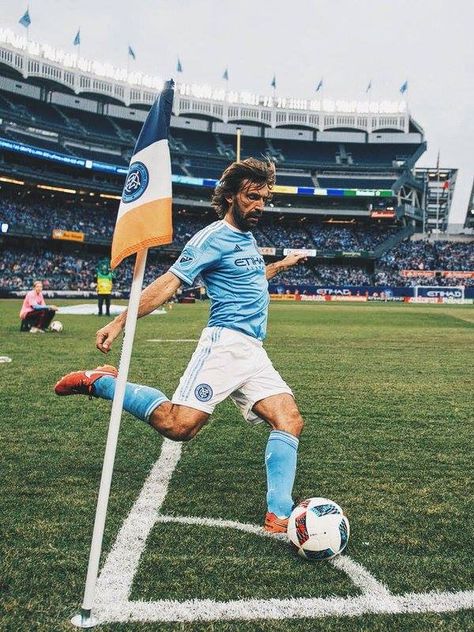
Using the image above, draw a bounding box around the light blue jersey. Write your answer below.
[170,220,269,340]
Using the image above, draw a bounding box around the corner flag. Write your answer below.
[111,82,174,268]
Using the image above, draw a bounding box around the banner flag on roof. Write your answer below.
[176,58,183,73]
[271,75,276,89]
[400,80,408,94]
[316,78,323,92]
[19,9,31,28]
[128,45,136,60]
[73,29,81,46]
[111,81,174,268]
[223,68,229,81]
[366,80,372,93]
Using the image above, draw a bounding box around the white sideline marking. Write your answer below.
[147,339,198,342]
[94,439,474,624]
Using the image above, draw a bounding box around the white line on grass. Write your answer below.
[146,339,198,342]
[96,590,474,623]
[95,440,182,607]
[94,439,474,624]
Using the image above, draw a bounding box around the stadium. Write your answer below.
[0,11,473,632]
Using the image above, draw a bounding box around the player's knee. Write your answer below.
[167,421,198,442]
[275,409,304,437]
[151,406,203,442]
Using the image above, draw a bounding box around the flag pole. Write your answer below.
[71,248,148,629]
[236,126,241,162]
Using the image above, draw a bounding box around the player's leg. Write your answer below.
[148,403,210,441]
[105,295,111,317]
[93,370,210,439]
[253,394,304,531]
[55,365,210,441]
[98,295,103,316]
[230,343,303,533]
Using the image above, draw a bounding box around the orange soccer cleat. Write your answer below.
[54,365,118,397]
[264,512,289,534]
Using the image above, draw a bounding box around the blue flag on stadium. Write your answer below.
[366,80,372,93]
[223,68,229,81]
[128,45,136,60]
[271,75,276,89]
[73,29,81,46]
[316,79,323,92]
[177,58,183,73]
[19,9,31,28]
[400,80,408,94]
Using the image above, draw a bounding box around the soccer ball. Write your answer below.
[50,320,64,332]
[287,497,350,561]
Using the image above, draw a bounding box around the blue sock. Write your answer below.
[92,376,169,423]
[265,430,299,518]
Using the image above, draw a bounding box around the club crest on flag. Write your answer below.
[111,81,174,269]
[122,161,149,203]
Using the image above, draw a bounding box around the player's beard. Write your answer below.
[231,200,262,232]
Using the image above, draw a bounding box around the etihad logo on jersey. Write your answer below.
[234,254,265,269]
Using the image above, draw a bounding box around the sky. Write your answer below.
[1,0,473,226]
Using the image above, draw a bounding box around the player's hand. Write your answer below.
[50,305,59,310]
[96,320,123,354]
[281,253,307,268]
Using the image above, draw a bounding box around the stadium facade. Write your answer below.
[0,29,472,300]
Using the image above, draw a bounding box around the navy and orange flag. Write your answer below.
[111,81,174,269]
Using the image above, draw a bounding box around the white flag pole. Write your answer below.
[71,247,148,629]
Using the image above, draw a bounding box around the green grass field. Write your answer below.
[1,299,473,631]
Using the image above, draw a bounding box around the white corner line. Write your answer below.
[95,589,474,623]
[93,438,474,624]
[95,439,182,606]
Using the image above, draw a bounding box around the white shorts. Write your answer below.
[171,326,293,424]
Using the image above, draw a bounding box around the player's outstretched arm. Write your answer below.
[96,271,182,353]
[265,253,307,280]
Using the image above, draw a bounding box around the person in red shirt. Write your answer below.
[19,280,58,333]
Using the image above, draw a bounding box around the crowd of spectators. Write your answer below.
[379,239,474,272]
[0,247,172,292]
[0,196,116,240]
[1,192,400,251]
[1,243,473,292]
[1,191,473,291]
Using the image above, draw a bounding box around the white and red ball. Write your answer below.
[287,497,349,561]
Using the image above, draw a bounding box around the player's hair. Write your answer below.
[211,157,275,219]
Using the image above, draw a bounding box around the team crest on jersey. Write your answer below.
[178,248,195,266]
[122,161,149,203]
[194,383,213,402]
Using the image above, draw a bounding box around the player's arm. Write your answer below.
[96,271,182,353]
[265,253,307,280]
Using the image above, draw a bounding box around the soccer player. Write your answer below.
[55,158,306,533]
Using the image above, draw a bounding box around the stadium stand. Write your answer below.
[1,37,472,300]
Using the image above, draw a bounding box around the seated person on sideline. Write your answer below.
[55,158,306,534]
[20,280,58,332]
